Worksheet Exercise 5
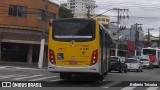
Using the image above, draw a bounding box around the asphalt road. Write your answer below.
[0,65,160,90]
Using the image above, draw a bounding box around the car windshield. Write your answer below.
[125,59,137,63]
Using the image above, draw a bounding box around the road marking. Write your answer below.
[0,66,14,68]
[146,87,159,90]
[49,79,62,81]
[102,81,122,88]
[30,76,58,81]
[121,87,136,90]
[13,74,44,80]
[0,66,41,70]
[0,75,15,79]
[16,67,40,70]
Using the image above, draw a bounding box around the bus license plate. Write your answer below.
[69,61,77,65]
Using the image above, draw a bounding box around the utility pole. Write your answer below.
[38,0,48,69]
[112,8,129,56]
[159,27,160,40]
[147,28,154,47]
[86,5,97,19]
[134,23,143,56]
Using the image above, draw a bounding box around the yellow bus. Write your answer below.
[48,18,112,80]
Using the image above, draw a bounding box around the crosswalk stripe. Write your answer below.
[30,76,58,81]
[0,75,15,79]
[16,67,39,70]
[121,87,136,90]
[49,79,62,81]
[0,66,14,69]
[0,66,40,70]
[146,87,159,90]
[13,74,44,80]
[102,81,121,88]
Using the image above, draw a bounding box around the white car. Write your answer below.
[140,58,153,69]
[125,58,143,72]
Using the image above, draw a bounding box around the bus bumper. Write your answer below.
[48,63,100,73]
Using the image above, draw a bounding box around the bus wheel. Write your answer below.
[95,73,104,80]
[104,70,108,75]
[99,74,104,80]
[60,73,71,79]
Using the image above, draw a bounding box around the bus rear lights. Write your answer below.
[92,60,96,64]
[49,49,56,64]
[90,49,98,65]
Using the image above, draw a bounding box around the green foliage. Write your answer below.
[59,6,74,18]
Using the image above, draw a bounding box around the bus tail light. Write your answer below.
[90,49,98,65]
[49,49,56,65]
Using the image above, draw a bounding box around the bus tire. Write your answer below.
[104,70,108,75]
[60,73,71,79]
[98,74,104,80]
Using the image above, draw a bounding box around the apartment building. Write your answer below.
[67,0,95,18]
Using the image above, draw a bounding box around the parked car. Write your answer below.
[125,58,143,72]
[131,56,141,61]
[108,56,128,73]
[140,58,153,69]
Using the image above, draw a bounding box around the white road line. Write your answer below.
[30,76,58,81]
[0,66,40,70]
[13,74,44,80]
[49,79,62,81]
[146,87,159,90]
[102,81,122,88]
[121,87,136,90]
[0,75,15,79]
[0,66,14,68]
[15,67,40,70]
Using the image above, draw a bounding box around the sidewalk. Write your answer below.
[0,61,48,69]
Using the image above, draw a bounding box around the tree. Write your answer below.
[59,6,74,18]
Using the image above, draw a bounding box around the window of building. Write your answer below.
[70,6,75,8]
[98,18,101,21]
[37,9,45,21]
[50,13,56,19]
[9,5,27,17]
[106,19,109,22]
[102,18,105,21]
[70,0,75,2]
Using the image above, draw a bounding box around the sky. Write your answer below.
[50,0,160,37]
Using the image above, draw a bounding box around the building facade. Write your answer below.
[119,25,144,56]
[0,0,59,63]
[60,3,67,8]
[93,15,110,27]
[106,23,128,57]
[67,0,95,18]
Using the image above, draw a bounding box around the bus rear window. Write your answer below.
[52,19,95,42]
[143,49,156,55]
